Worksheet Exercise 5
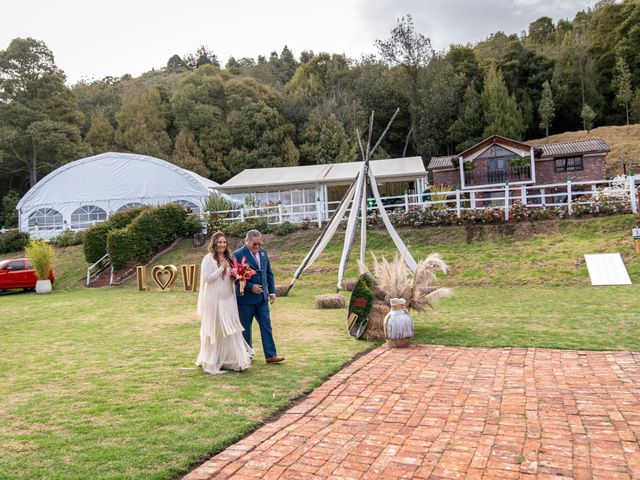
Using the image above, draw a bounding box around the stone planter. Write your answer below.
[35,279,52,294]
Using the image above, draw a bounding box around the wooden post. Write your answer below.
[404,192,409,213]
[521,185,527,205]
[470,191,476,210]
[455,189,461,218]
[541,188,546,207]
[239,208,245,222]
[278,204,283,224]
[316,201,322,227]
[567,178,572,215]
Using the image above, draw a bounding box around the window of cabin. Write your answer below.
[554,156,584,173]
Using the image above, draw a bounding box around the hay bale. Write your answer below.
[275,284,289,297]
[315,294,346,309]
[343,278,358,291]
[361,303,389,340]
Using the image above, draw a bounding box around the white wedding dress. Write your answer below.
[196,253,253,374]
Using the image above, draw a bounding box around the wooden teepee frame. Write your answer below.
[287,109,417,293]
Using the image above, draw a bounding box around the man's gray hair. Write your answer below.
[245,229,262,241]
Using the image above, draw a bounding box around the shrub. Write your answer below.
[272,221,296,236]
[24,239,55,280]
[204,193,232,215]
[107,204,187,271]
[84,206,147,263]
[0,230,30,254]
[50,229,85,248]
[181,214,205,237]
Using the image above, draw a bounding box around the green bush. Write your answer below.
[0,230,30,253]
[50,229,85,248]
[273,221,296,236]
[107,204,187,271]
[84,207,147,263]
[181,214,204,237]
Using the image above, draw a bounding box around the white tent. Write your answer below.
[16,152,219,239]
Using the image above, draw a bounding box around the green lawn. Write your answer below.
[0,287,371,480]
[1,215,639,479]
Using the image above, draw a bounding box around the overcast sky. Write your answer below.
[2,0,599,85]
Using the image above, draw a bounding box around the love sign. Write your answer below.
[136,264,199,292]
[151,265,178,290]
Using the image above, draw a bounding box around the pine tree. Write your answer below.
[481,64,525,139]
[172,128,209,177]
[614,57,633,125]
[85,109,115,153]
[449,82,484,152]
[538,81,555,140]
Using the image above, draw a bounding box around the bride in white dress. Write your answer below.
[196,231,253,374]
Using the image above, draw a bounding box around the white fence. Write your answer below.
[5,177,638,240]
[204,177,640,224]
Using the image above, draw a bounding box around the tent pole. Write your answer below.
[286,180,357,293]
[337,164,366,291]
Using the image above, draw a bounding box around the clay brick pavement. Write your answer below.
[184,345,640,479]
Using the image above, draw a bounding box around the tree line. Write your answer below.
[1,0,639,227]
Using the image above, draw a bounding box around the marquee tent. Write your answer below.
[16,152,219,239]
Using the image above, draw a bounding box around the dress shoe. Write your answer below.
[265,355,285,363]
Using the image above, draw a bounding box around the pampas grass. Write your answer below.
[315,294,346,309]
[361,253,453,312]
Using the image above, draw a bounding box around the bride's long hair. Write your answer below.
[207,231,233,277]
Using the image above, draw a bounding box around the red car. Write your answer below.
[0,258,55,292]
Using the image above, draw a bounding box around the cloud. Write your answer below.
[360,0,598,51]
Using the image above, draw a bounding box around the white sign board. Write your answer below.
[584,253,632,286]
[633,228,640,240]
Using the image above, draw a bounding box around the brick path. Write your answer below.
[184,345,640,479]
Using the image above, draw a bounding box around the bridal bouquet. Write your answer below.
[230,257,256,296]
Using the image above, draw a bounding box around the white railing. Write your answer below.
[203,177,639,225]
[86,253,110,287]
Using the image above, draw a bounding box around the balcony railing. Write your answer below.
[465,165,531,186]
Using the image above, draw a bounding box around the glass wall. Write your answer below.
[228,187,320,222]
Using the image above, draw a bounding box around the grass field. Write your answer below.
[1,215,640,479]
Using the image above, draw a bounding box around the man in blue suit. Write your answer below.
[233,229,284,363]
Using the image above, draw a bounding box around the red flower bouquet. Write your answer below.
[230,257,256,295]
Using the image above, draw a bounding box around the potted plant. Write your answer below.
[25,239,56,294]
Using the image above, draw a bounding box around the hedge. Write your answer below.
[0,230,30,254]
[107,204,187,271]
[83,207,147,263]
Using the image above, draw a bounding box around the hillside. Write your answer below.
[530,124,640,177]
[122,214,640,289]
[10,214,638,292]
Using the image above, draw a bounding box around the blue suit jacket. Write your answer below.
[233,245,275,304]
